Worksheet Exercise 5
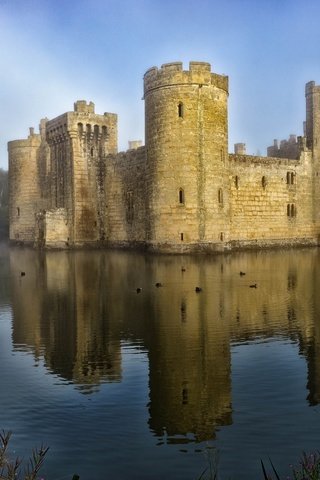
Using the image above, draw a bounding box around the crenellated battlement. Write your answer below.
[8,137,41,151]
[8,60,320,252]
[305,81,320,95]
[8,128,41,151]
[305,80,320,155]
[43,106,117,153]
[144,61,228,97]
[74,100,95,114]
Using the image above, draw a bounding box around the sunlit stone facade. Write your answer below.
[7,63,320,252]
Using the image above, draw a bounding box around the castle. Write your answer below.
[8,61,320,252]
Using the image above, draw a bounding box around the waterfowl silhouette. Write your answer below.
[249,284,257,288]
[195,287,202,293]
[240,271,246,276]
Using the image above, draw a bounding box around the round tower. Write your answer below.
[305,81,320,223]
[143,61,229,250]
[8,128,42,243]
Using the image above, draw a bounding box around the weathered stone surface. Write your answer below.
[7,61,320,252]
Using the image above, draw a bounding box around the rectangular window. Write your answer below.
[287,203,296,217]
[287,171,295,185]
[126,191,134,223]
[178,103,184,118]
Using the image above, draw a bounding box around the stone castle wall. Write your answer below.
[144,62,229,249]
[8,61,320,252]
[45,102,118,246]
[228,152,317,247]
[267,135,300,159]
[305,81,320,225]
[106,146,147,245]
[8,131,49,243]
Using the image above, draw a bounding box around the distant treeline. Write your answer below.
[0,169,8,239]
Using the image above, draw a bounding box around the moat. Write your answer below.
[1,244,320,479]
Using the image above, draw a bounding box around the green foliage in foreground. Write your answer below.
[0,430,48,480]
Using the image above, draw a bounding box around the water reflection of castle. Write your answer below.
[9,247,320,441]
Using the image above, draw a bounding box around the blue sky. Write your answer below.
[1,0,320,169]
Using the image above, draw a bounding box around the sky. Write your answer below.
[1,0,320,170]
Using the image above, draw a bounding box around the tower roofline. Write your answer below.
[143,61,228,98]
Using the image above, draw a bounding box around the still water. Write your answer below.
[0,244,320,479]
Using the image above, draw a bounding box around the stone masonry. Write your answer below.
[7,61,320,252]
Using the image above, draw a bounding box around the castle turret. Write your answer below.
[8,128,44,243]
[305,82,320,154]
[234,143,246,155]
[305,81,320,222]
[143,61,229,249]
[45,101,118,245]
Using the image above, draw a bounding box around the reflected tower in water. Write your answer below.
[9,249,122,392]
[146,258,233,443]
[8,247,320,438]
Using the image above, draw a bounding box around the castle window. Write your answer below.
[287,203,296,217]
[180,233,184,241]
[94,125,99,136]
[126,191,134,223]
[17,207,20,217]
[220,232,224,241]
[218,188,223,205]
[77,123,83,136]
[179,188,185,204]
[235,176,239,189]
[182,387,189,405]
[178,102,184,118]
[102,126,108,137]
[262,176,267,189]
[287,171,295,185]
[90,147,94,157]
[180,301,187,322]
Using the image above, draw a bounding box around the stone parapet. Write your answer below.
[7,60,320,253]
[144,61,228,97]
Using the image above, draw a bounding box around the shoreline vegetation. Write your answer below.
[260,453,320,480]
[0,431,79,480]
[197,449,320,480]
[0,431,48,480]
[1,431,320,480]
